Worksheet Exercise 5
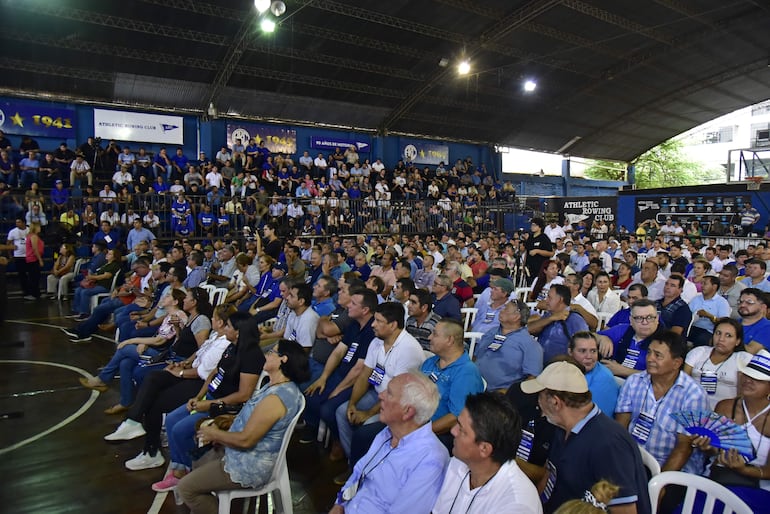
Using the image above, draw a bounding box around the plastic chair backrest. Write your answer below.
[461,307,477,332]
[648,471,752,514]
[464,331,484,359]
[638,444,661,477]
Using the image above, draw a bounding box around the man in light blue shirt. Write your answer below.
[471,277,513,334]
[126,219,156,251]
[475,300,543,392]
[687,275,731,347]
[741,258,770,293]
[331,371,449,514]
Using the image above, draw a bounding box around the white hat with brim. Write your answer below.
[737,350,770,382]
[520,361,589,394]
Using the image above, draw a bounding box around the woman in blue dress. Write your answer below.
[176,339,310,514]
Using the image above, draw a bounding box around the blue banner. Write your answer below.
[0,100,76,138]
[226,123,296,154]
[401,140,449,165]
[310,136,370,153]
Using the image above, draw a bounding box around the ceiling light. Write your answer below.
[260,18,276,32]
[270,1,286,16]
[523,79,537,92]
[457,60,470,75]
[254,0,271,13]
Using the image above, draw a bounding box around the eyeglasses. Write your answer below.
[738,299,758,305]
[266,348,283,356]
[631,315,657,323]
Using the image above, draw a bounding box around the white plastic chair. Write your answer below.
[215,395,305,514]
[212,287,229,306]
[262,317,278,331]
[461,307,478,332]
[464,331,484,359]
[200,284,217,304]
[90,271,121,312]
[60,258,87,300]
[638,444,660,477]
[614,375,626,388]
[514,287,532,302]
[648,471,752,514]
[596,311,612,330]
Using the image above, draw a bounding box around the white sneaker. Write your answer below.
[104,420,146,441]
[125,451,164,471]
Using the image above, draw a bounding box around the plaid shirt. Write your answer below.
[616,370,708,474]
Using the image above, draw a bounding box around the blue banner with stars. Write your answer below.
[0,100,76,138]
[401,139,449,165]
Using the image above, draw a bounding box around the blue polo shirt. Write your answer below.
[599,324,651,372]
[543,406,651,514]
[433,293,461,321]
[421,353,484,421]
[585,361,620,415]
[475,326,543,391]
[311,297,336,317]
[471,301,504,334]
[742,317,770,350]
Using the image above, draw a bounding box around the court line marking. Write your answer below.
[0,359,98,456]
[6,319,115,343]
[5,320,172,513]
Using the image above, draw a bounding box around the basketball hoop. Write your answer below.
[746,176,763,190]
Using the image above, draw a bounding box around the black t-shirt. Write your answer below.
[524,232,553,281]
[263,238,282,260]
[209,338,265,399]
[310,307,352,364]
[337,317,375,378]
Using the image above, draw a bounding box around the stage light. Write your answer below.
[458,60,470,75]
[254,0,270,14]
[523,79,537,92]
[260,18,276,32]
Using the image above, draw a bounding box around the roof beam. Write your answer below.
[206,11,259,110]
[11,0,228,46]
[561,0,675,45]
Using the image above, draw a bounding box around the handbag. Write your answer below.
[209,401,243,417]
[709,464,760,488]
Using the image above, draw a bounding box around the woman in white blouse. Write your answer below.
[586,271,621,316]
[684,318,751,409]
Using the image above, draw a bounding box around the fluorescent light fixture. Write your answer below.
[557,136,582,154]
[254,0,271,13]
[457,60,470,75]
[260,18,276,32]
[523,79,537,92]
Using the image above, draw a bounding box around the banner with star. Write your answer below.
[0,100,76,138]
[226,122,296,154]
[400,139,449,165]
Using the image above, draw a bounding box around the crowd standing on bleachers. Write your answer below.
[4,130,770,512]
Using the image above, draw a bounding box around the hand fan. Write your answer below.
[670,410,755,460]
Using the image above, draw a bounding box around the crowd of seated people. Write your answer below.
[0,134,519,247]
[51,212,770,512]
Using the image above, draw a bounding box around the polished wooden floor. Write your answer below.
[0,277,342,514]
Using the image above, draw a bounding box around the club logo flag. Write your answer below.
[226,122,296,154]
[94,109,184,145]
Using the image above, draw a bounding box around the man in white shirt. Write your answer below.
[143,210,160,229]
[432,392,541,514]
[544,220,566,244]
[7,217,29,296]
[334,302,424,469]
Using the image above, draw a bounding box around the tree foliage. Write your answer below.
[584,138,724,189]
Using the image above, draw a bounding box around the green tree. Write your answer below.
[584,139,724,188]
